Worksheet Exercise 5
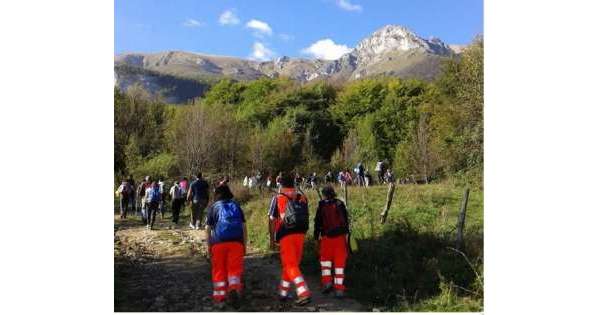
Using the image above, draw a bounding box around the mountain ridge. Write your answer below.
[115,25,462,103]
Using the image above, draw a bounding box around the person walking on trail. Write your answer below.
[127,177,136,214]
[384,169,395,184]
[268,172,312,306]
[169,181,184,225]
[206,184,247,309]
[356,162,366,186]
[314,185,351,299]
[276,172,283,190]
[115,180,131,219]
[188,172,209,230]
[375,161,384,185]
[145,181,162,230]
[137,176,151,224]
[158,178,166,219]
[179,177,189,217]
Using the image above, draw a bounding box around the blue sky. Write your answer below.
[115,0,482,60]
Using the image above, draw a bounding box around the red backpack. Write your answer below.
[320,199,347,235]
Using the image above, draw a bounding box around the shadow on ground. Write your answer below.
[114,214,366,312]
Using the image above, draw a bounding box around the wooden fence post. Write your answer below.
[455,188,470,250]
[379,182,396,224]
[342,182,349,209]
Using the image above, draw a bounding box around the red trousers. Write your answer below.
[210,242,244,302]
[278,233,311,298]
[319,234,348,291]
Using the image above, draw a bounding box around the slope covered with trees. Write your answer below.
[115,38,482,187]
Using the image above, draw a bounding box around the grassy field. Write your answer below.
[240,182,483,312]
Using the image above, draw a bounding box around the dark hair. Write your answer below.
[321,185,336,199]
[214,184,234,201]
[197,172,203,179]
[280,172,295,188]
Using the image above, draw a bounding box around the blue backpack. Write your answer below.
[214,200,244,242]
[148,187,161,203]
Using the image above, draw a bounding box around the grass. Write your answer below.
[241,182,483,311]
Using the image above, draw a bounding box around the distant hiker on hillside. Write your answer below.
[218,175,230,187]
[169,181,184,225]
[276,172,283,189]
[384,169,395,184]
[137,176,152,224]
[314,185,350,298]
[375,161,384,184]
[188,172,209,230]
[158,178,166,219]
[343,170,353,186]
[337,171,345,187]
[356,162,365,186]
[127,176,136,214]
[268,172,312,306]
[179,177,189,217]
[115,180,131,219]
[145,181,162,230]
[308,172,318,190]
[206,184,247,309]
[266,175,273,189]
[324,171,333,184]
[364,170,372,187]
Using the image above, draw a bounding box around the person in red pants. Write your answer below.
[314,185,350,298]
[268,172,312,306]
[206,184,247,309]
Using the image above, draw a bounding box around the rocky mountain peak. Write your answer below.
[353,24,452,60]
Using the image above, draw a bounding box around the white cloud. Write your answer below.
[182,18,204,28]
[246,19,273,36]
[219,9,240,25]
[336,0,362,12]
[301,38,352,60]
[250,42,275,61]
[279,33,294,42]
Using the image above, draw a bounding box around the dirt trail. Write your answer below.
[114,215,367,312]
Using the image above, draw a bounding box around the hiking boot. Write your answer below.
[295,295,311,306]
[227,290,241,309]
[189,223,195,230]
[334,290,345,299]
[321,283,333,295]
[146,224,151,230]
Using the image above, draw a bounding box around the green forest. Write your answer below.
[114,39,482,187]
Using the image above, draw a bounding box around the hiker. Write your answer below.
[169,181,184,225]
[127,176,136,214]
[276,172,283,189]
[115,180,131,219]
[364,170,372,187]
[266,175,273,188]
[268,172,312,305]
[218,175,230,187]
[243,176,249,187]
[158,178,166,219]
[145,181,162,230]
[308,172,318,190]
[343,170,353,186]
[337,171,345,187]
[384,169,395,184]
[356,162,365,186]
[137,176,151,224]
[324,171,333,184]
[375,161,384,184]
[179,177,189,216]
[188,172,210,230]
[314,185,350,298]
[206,184,247,309]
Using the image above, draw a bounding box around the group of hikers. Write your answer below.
[241,161,396,192]
[115,174,211,230]
[115,171,352,309]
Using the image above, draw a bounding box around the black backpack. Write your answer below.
[279,192,309,232]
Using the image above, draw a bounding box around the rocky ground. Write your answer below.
[114,213,366,312]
